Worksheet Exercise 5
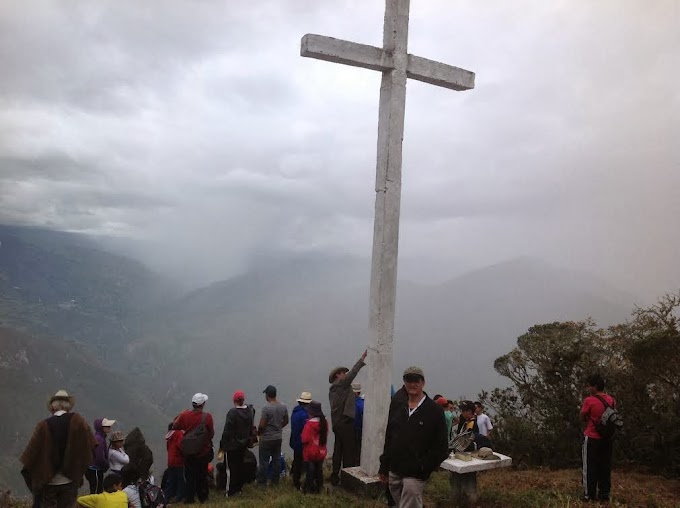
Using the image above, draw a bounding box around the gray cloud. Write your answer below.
[0,0,677,296]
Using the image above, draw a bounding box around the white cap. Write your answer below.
[192,393,208,405]
[101,418,116,427]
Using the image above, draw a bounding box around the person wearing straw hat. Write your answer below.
[289,391,312,490]
[108,431,129,474]
[20,390,96,508]
[328,349,367,486]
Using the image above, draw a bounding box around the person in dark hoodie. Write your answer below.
[379,367,448,508]
[123,428,154,483]
[289,391,311,490]
[87,418,115,493]
[219,390,254,498]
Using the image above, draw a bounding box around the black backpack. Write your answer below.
[180,413,209,457]
[594,395,623,439]
[138,480,166,508]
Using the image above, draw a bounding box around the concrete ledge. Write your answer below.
[440,452,512,474]
[340,467,385,498]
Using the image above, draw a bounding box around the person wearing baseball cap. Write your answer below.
[257,385,289,487]
[379,366,448,507]
[87,417,116,493]
[328,349,367,486]
[219,390,255,497]
[173,393,215,503]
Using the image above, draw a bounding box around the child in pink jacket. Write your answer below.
[301,401,329,494]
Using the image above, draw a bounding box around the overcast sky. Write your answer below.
[0,0,678,297]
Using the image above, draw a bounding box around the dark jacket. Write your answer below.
[91,419,109,470]
[289,404,309,452]
[379,393,449,480]
[20,412,96,490]
[329,359,365,430]
[220,406,253,452]
[124,427,154,477]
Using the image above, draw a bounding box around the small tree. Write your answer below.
[487,293,680,474]
[487,320,603,467]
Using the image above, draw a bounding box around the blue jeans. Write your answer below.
[257,439,282,486]
[162,466,185,502]
[303,461,323,494]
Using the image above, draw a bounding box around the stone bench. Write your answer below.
[439,452,512,506]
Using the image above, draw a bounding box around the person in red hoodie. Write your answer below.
[301,401,329,494]
[162,420,185,503]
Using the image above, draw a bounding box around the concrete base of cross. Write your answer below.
[339,467,385,499]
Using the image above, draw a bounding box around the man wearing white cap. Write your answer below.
[20,390,96,508]
[173,393,214,504]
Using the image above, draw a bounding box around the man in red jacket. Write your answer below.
[173,393,214,504]
[580,374,616,503]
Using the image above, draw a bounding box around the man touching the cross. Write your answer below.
[328,349,367,486]
[379,367,448,508]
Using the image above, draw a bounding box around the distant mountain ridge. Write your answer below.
[0,224,179,353]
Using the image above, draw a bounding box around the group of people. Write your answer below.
[18,353,616,508]
[19,390,157,508]
[218,384,330,496]
[17,353,488,508]
[431,397,494,451]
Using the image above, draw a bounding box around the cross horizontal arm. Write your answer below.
[301,34,475,92]
[407,55,475,91]
[301,34,393,72]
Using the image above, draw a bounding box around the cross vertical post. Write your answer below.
[301,0,475,479]
[363,0,409,477]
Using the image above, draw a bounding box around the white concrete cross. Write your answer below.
[301,0,475,477]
